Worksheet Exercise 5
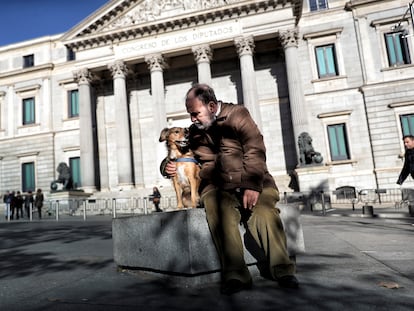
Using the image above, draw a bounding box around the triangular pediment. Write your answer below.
[62,0,302,50]
[63,0,240,42]
[100,0,243,32]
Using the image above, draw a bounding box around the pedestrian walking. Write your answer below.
[3,190,11,220]
[150,187,163,212]
[397,134,414,186]
[24,191,34,218]
[34,189,44,219]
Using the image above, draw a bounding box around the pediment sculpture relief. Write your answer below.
[102,0,239,31]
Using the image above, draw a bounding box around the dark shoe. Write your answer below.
[220,279,252,295]
[277,275,299,289]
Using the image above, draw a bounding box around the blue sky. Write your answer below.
[0,0,110,47]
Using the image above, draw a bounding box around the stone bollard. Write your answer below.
[362,205,374,217]
[409,204,414,217]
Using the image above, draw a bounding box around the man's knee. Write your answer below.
[256,187,280,209]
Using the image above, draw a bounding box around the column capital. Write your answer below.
[73,68,94,85]
[279,29,299,49]
[145,54,168,72]
[234,36,255,57]
[192,44,213,64]
[108,60,129,79]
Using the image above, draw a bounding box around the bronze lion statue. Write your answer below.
[298,132,323,166]
[50,162,74,191]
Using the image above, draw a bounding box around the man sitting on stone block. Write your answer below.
[161,84,298,295]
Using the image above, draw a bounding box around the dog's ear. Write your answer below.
[159,128,170,142]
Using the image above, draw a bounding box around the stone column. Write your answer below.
[280,29,308,163]
[192,44,212,85]
[108,60,133,188]
[234,36,262,129]
[145,54,168,182]
[0,91,5,131]
[73,68,96,192]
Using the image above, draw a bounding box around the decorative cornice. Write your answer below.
[303,28,343,40]
[16,151,40,158]
[15,84,41,94]
[0,63,54,79]
[345,0,387,11]
[388,101,414,108]
[317,110,352,119]
[63,0,302,51]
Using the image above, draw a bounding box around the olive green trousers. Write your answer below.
[201,187,296,283]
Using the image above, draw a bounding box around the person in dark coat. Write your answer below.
[34,189,44,219]
[150,187,162,212]
[15,191,24,219]
[397,135,414,186]
[24,191,34,218]
[9,191,17,220]
[3,190,11,219]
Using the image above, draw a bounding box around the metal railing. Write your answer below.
[3,195,179,222]
[3,188,413,222]
[282,187,413,212]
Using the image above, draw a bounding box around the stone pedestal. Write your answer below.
[48,190,93,201]
[295,165,330,192]
[48,191,93,215]
[112,204,304,284]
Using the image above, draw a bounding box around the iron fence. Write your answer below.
[3,188,413,222]
[3,195,179,222]
[282,187,413,210]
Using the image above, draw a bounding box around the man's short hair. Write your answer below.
[402,134,414,140]
[186,83,217,105]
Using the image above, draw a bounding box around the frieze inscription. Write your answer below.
[115,22,241,57]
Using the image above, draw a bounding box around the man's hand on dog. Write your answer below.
[165,161,177,177]
[164,158,258,210]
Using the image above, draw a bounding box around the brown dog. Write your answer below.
[159,127,200,209]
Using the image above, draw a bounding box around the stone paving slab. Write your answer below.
[0,213,413,311]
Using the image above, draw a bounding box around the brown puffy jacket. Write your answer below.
[189,102,277,195]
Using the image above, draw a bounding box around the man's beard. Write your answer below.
[194,116,215,130]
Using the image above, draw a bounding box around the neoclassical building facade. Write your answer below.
[0,0,413,198]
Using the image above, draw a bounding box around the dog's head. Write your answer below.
[159,127,191,159]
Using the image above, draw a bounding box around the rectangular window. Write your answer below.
[22,97,35,125]
[68,90,79,118]
[22,162,35,192]
[23,54,34,68]
[328,123,350,161]
[309,0,328,12]
[67,48,76,61]
[316,44,338,78]
[69,157,81,188]
[385,32,411,66]
[400,114,414,136]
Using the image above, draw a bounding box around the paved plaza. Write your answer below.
[0,207,413,311]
